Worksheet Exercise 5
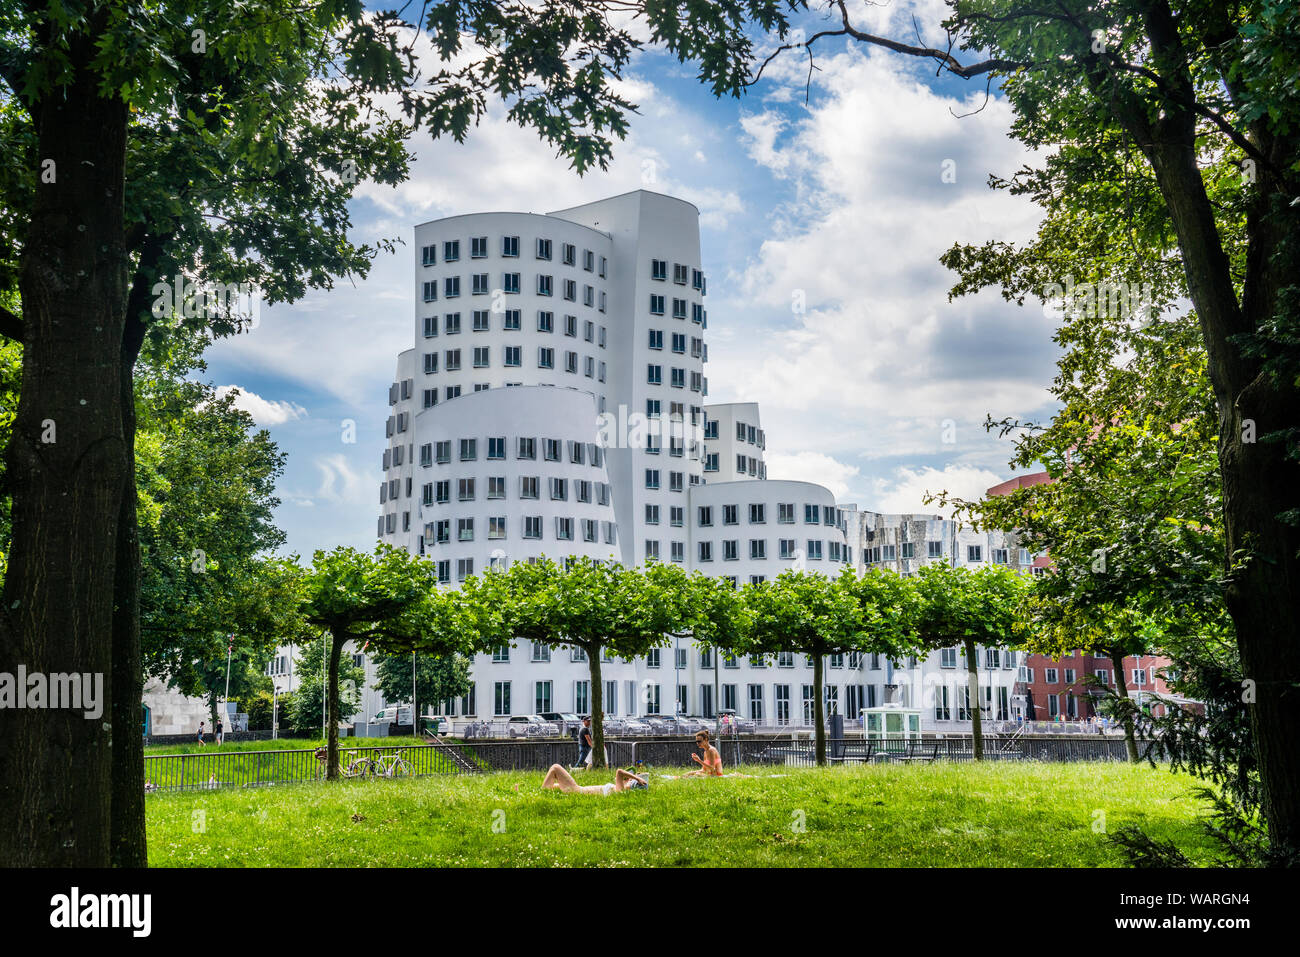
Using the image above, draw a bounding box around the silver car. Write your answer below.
[622,717,652,735]
[600,715,628,735]
[506,714,559,738]
[645,715,677,734]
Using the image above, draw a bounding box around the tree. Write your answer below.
[741,567,919,765]
[0,0,807,866]
[372,651,473,726]
[753,0,1300,861]
[288,636,366,738]
[130,330,303,727]
[298,545,470,778]
[937,301,1225,765]
[912,563,1028,760]
[493,557,701,768]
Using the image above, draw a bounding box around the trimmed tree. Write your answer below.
[493,557,697,768]
[912,563,1029,760]
[298,546,449,779]
[741,567,919,766]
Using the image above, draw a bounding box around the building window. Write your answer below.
[494,681,512,716]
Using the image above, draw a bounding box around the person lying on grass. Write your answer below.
[685,729,722,777]
[532,763,648,796]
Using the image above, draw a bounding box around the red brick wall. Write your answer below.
[1022,652,1173,719]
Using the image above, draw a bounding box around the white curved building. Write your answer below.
[349,189,1025,734]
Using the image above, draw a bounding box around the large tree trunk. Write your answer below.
[1109,649,1139,763]
[0,20,129,866]
[812,651,825,766]
[588,649,605,769]
[1142,128,1300,858]
[110,316,147,866]
[963,637,983,761]
[1218,180,1300,859]
[326,630,344,779]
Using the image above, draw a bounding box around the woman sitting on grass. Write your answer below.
[685,729,722,777]
[536,763,648,796]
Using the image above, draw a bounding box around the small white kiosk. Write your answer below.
[861,705,923,741]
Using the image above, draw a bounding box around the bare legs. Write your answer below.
[542,763,580,792]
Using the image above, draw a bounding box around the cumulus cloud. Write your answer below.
[314,453,369,506]
[214,385,307,426]
[765,450,862,499]
[869,465,1008,517]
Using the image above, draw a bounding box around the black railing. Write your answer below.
[143,732,1161,793]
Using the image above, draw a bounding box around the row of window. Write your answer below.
[1029,667,1150,686]
[644,364,707,393]
[421,347,606,382]
[727,454,765,478]
[694,503,841,527]
[421,275,608,313]
[646,295,706,325]
[648,259,706,293]
[424,437,606,467]
[423,311,607,346]
[469,681,929,721]
[724,420,764,449]
[670,539,849,564]
[864,544,1036,564]
[646,328,707,360]
[489,647,888,670]
[931,685,1016,722]
[421,237,606,276]
[415,475,613,506]
[422,516,618,547]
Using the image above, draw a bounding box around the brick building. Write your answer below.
[985,471,1180,722]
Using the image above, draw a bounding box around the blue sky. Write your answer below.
[201,1,1059,560]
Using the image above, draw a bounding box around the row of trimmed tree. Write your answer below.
[300,546,1031,772]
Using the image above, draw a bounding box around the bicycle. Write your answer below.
[350,750,412,779]
[317,748,411,779]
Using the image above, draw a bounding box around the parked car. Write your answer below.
[622,717,651,735]
[420,715,451,736]
[372,706,411,726]
[539,711,582,736]
[506,714,560,738]
[600,715,628,735]
[644,715,677,734]
[686,716,713,735]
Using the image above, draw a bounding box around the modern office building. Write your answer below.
[338,189,1030,734]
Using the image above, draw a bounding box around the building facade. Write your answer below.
[307,189,1035,734]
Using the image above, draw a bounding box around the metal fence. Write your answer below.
[143,743,470,793]
[143,733,1161,793]
[607,734,1156,767]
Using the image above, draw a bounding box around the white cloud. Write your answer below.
[701,46,1057,505]
[214,385,307,426]
[314,453,369,506]
[869,465,1007,517]
[765,450,861,499]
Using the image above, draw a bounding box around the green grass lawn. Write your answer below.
[146,761,1217,867]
